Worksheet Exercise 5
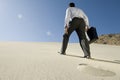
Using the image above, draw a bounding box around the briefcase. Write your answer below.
[87,27,98,44]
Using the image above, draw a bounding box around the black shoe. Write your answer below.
[83,56,91,59]
[58,52,66,55]
[60,52,66,55]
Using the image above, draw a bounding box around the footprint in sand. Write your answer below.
[114,60,120,64]
[77,63,116,77]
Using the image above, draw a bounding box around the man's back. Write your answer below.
[67,7,84,19]
[65,7,89,27]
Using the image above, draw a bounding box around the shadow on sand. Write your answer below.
[66,54,120,64]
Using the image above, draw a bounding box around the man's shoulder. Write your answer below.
[76,7,82,10]
[66,7,83,13]
[67,7,78,10]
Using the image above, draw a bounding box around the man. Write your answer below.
[60,2,91,59]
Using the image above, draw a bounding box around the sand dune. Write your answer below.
[95,33,120,45]
[0,42,120,80]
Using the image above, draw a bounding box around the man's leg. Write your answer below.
[76,28,91,58]
[81,39,91,57]
[61,25,74,54]
[61,34,69,54]
[74,18,91,58]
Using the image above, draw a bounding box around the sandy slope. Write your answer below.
[0,42,120,80]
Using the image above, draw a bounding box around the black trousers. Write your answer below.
[61,17,90,56]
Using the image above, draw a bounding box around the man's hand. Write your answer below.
[85,26,90,32]
[64,26,68,34]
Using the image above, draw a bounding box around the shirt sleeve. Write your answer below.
[81,10,89,27]
[64,8,71,28]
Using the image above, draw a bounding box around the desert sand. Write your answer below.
[0,42,120,80]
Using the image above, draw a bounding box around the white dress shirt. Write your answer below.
[64,7,89,28]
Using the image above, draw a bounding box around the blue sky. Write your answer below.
[0,0,120,42]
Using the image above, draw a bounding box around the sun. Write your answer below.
[17,14,23,19]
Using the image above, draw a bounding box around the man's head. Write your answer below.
[69,2,75,7]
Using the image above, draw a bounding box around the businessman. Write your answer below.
[60,2,91,59]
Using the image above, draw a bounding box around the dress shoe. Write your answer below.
[83,56,91,59]
[58,52,66,55]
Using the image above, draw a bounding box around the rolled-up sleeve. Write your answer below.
[81,11,89,27]
[64,8,71,27]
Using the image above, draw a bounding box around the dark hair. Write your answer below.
[69,2,75,7]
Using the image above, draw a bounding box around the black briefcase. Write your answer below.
[87,27,98,44]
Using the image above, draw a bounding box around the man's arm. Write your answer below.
[85,26,90,32]
[64,8,71,34]
[64,8,71,28]
[80,9,90,30]
[64,25,68,34]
